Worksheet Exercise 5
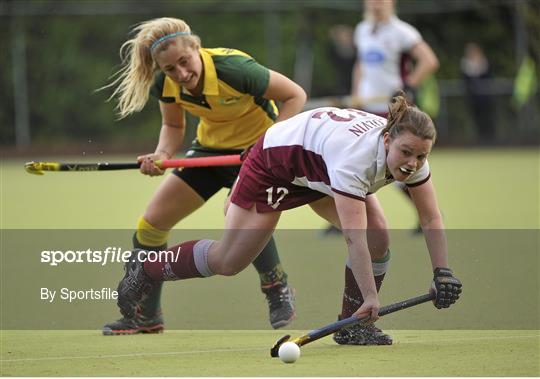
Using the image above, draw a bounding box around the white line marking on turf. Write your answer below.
[0,347,268,363]
[1,334,537,363]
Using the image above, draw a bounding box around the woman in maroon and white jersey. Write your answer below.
[116,95,462,343]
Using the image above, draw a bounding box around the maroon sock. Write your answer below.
[143,240,204,281]
[340,265,386,318]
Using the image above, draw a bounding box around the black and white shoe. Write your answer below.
[117,249,156,319]
[262,284,296,329]
[333,322,393,345]
[102,313,164,336]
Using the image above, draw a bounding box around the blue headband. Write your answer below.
[151,31,191,51]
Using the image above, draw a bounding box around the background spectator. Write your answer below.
[460,42,496,142]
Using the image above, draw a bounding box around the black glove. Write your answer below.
[431,267,462,309]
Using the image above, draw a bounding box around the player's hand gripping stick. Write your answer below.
[431,267,462,309]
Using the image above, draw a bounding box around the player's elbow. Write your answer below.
[341,230,366,250]
[430,56,440,72]
[290,84,307,105]
[419,212,444,230]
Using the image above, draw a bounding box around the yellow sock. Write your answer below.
[136,216,170,247]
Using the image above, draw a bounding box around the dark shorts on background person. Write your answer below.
[173,141,243,201]
[231,137,326,213]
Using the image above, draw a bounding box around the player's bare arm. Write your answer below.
[408,178,462,308]
[408,178,448,269]
[406,41,440,88]
[350,61,362,106]
[264,70,306,123]
[334,192,380,321]
[138,101,185,176]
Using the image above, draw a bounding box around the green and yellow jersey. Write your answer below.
[151,47,279,150]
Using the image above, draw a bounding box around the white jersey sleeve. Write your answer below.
[397,20,422,51]
[404,160,430,186]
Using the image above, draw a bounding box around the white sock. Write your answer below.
[193,239,216,277]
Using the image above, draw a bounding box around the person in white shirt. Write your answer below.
[115,94,462,346]
[351,0,439,115]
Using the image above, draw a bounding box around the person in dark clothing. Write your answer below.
[460,42,496,142]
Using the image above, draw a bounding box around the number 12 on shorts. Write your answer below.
[266,186,289,209]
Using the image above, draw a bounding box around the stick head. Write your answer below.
[270,334,291,357]
[25,161,59,175]
[25,161,45,175]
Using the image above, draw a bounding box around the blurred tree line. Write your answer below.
[0,0,538,153]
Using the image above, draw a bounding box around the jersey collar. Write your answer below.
[199,48,219,96]
[366,15,397,29]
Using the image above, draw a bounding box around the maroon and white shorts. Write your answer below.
[230,137,327,213]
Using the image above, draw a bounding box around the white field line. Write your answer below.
[1,334,538,363]
[1,347,268,363]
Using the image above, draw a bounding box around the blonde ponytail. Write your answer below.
[99,18,201,119]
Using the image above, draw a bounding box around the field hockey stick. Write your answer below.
[24,154,242,175]
[270,292,435,357]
